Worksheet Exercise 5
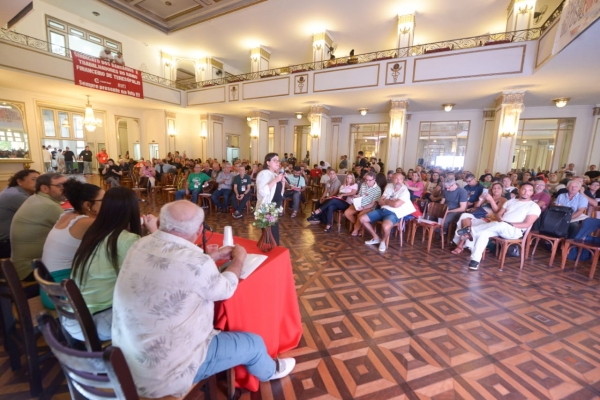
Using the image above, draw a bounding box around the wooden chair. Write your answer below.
[560,229,600,279]
[483,226,534,271]
[409,203,448,252]
[0,260,54,396]
[526,232,565,267]
[130,169,147,200]
[33,260,103,352]
[376,217,407,249]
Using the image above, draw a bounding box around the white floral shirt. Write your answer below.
[111,230,238,398]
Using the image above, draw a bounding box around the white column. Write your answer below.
[386,99,409,170]
[199,114,208,161]
[248,110,270,164]
[308,105,330,165]
[492,92,525,174]
[200,114,225,161]
[477,110,497,175]
[397,14,415,50]
[506,0,536,32]
[587,107,600,167]
[251,46,270,73]
[312,31,333,66]
[277,119,289,156]
[331,117,342,168]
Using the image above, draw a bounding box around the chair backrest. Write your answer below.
[0,259,36,338]
[38,313,140,400]
[33,260,102,352]
[423,202,447,221]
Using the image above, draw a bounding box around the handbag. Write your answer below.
[411,200,423,218]
[202,180,218,194]
[470,207,489,219]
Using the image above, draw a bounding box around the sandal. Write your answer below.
[324,226,331,232]
[351,231,359,237]
[451,247,464,255]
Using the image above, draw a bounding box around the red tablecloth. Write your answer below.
[196,233,302,391]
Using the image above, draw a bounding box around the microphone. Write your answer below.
[203,222,213,232]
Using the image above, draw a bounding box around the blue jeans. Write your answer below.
[65,161,73,174]
[176,188,202,204]
[193,332,275,383]
[283,190,303,212]
[232,194,250,213]
[212,189,232,210]
[318,198,350,225]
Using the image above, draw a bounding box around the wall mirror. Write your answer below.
[417,121,469,170]
[0,100,31,160]
[293,125,311,164]
[175,60,197,88]
[115,116,140,161]
[512,118,574,172]
[351,123,389,168]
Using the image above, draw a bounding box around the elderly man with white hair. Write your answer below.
[555,179,588,238]
[111,201,295,398]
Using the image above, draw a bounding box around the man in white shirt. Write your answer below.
[42,145,52,172]
[99,48,113,61]
[459,183,541,271]
[360,173,415,252]
[112,201,295,398]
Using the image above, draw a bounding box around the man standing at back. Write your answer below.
[112,201,295,398]
[10,172,66,280]
[79,146,93,176]
[63,147,75,174]
[42,145,52,172]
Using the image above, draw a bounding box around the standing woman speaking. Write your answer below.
[255,153,285,245]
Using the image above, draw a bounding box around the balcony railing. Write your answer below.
[0,28,178,89]
[1,0,564,92]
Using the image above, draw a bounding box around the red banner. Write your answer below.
[71,50,144,99]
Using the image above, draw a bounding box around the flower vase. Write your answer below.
[257,226,276,252]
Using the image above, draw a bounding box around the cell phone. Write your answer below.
[482,188,488,195]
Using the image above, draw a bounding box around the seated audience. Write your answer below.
[0,169,39,258]
[68,187,158,341]
[555,180,588,238]
[11,172,66,280]
[532,179,551,212]
[502,175,518,199]
[456,183,541,271]
[361,173,415,252]
[307,173,358,232]
[102,158,122,188]
[440,177,468,234]
[283,166,307,218]
[481,173,493,188]
[175,163,210,204]
[344,172,382,236]
[111,201,295,398]
[585,165,600,180]
[464,173,484,208]
[314,169,341,209]
[452,182,507,254]
[140,160,156,187]
[232,164,252,218]
[41,180,104,309]
[212,163,234,212]
[583,179,600,209]
[407,171,424,200]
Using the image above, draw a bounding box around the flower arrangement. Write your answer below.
[252,202,283,229]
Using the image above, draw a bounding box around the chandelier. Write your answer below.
[83,96,103,132]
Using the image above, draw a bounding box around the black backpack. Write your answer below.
[539,205,573,238]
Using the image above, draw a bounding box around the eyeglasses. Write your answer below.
[365,178,375,182]
[50,184,64,188]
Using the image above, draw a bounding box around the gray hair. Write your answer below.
[159,202,204,238]
[444,177,456,187]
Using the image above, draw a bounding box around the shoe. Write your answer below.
[291,211,297,218]
[233,211,242,219]
[324,225,331,232]
[468,260,479,270]
[269,358,296,381]
[378,242,387,252]
[365,238,381,245]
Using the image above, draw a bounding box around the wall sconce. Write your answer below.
[389,107,405,138]
[295,112,303,119]
[518,4,533,14]
[552,97,570,108]
[199,128,207,139]
[359,108,368,116]
[168,128,177,137]
[443,103,454,112]
[500,103,523,138]
[247,117,259,139]
[164,59,172,67]
[309,113,321,138]
[500,132,516,138]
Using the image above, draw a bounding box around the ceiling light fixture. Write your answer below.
[83,96,103,132]
[443,103,454,112]
[359,108,368,116]
[552,97,570,108]
[295,112,303,119]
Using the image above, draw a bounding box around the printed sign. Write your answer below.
[71,50,144,99]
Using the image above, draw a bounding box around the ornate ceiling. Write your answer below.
[97,0,267,33]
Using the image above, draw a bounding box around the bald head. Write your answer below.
[160,200,204,241]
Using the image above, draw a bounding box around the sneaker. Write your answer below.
[468,260,479,271]
[378,242,387,252]
[269,358,296,381]
[365,238,381,245]
[233,211,242,219]
[457,227,471,236]
[291,211,297,218]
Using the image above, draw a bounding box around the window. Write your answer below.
[417,121,470,169]
[42,109,56,137]
[46,16,122,59]
[512,119,574,171]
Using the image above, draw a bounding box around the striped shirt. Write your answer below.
[358,183,381,207]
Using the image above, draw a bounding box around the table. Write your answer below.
[196,233,302,392]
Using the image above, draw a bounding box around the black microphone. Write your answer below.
[203,222,213,232]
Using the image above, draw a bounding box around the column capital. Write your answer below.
[278,119,288,125]
[251,46,271,61]
[313,31,333,48]
[390,98,409,110]
[331,117,343,123]
[495,91,525,108]
[593,107,600,116]
[249,110,270,120]
[309,104,330,116]
[483,109,496,118]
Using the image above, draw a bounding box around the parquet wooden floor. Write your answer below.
[2,197,600,399]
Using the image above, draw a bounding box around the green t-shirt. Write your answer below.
[187,172,210,190]
[233,174,252,194]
